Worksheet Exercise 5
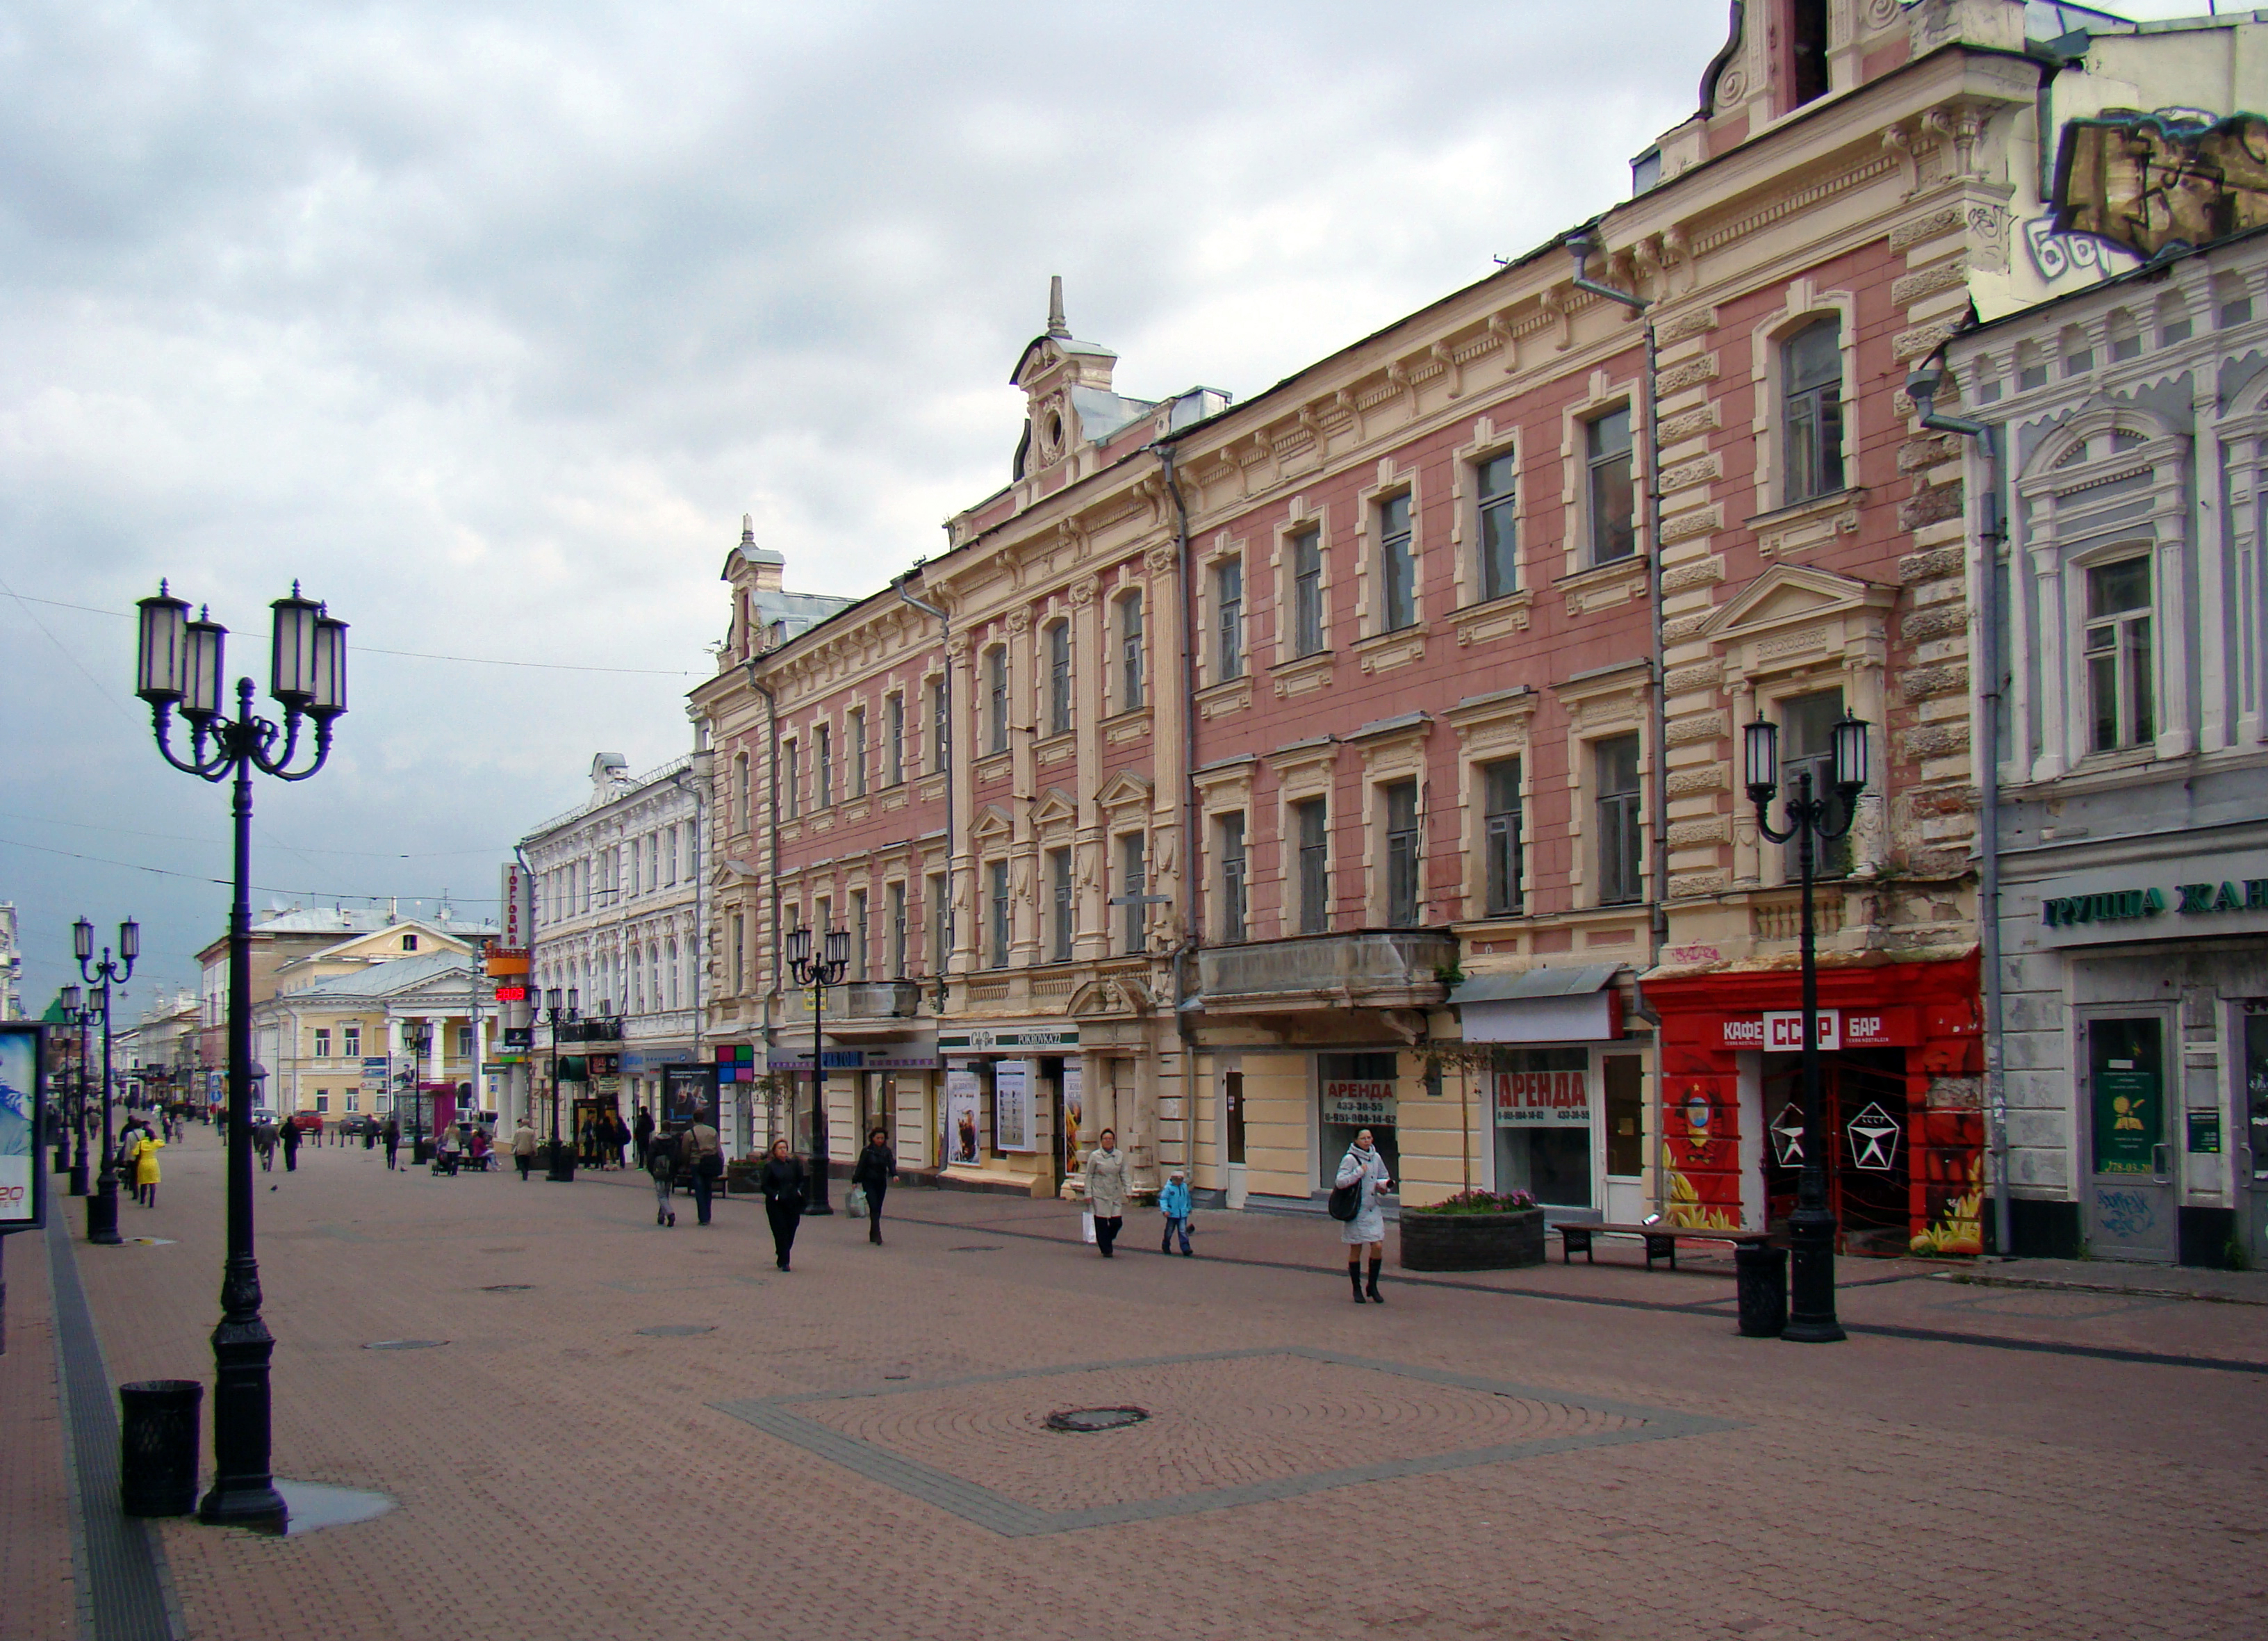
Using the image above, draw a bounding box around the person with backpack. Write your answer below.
[647,1129,680,1227]
[1333,1127,1393,1304]
[680,1116,723,1226]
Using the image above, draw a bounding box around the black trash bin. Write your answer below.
[120,1380,203,1517]
[1734,1243,1789,1338]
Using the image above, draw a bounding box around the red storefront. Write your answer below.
[1645,956,1984,1257]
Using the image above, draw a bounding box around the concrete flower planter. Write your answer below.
[1398,1207,1547,1271]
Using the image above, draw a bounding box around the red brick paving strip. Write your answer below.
[2,1219,76,1641]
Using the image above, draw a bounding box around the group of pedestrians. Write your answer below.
[114,1115,165,1207]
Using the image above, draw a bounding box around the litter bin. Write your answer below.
[120,1380,203,1517]
[1734,1243,1789,1338]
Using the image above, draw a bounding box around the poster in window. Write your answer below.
[994,1058,1035,1152]
[663,1064,718,1130]
[946,1061,983,1166]
[0,1024,45,1227]
[1492,1067,1591,1127]
[1061,1061,1084,1178]
[1320,1078,1397,1127]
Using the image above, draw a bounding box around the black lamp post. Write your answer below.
[404,1020,434,1157]
[540,988,578,1182]
[135,578,347,1532]
[58,987,92,1195]
[75,916,140,1246]
[785,924,850,1216]
[1745,708,1870,1346]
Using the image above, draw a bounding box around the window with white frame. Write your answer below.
[1046,621,1072,735]
[1294,797,1329,935]
[987,860,1010,968]
[816,724,833,806]
[1481,758,1522,916]
[1781,318,1845,504]
[853,888,869,981]
[1118,832,1146,953]
[889,881,908,977]
[849,707,867,798]
[930,677,948,776]
[313,1027,331,1059]
[1586,407,1636,564]
[784,740,801,819]
[987,646,1009,754]
[1048,847,1074,961]
[1117,591,1144,709]
[2085,556,2155,753]
[1383,781,1420,927]
[1213,557,1244,682]
[1217,813,1248,942]
[1377,493,1415,632]
[1594,735,1643,906]
[927,872,948,974]
[1475,450,1518,602]
[885,692,905,785]
[1290,528,1325,656]
[343,1024,361,1058]
[1777,689,1852,878]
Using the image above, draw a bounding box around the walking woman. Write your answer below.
[647,1128,679,1227]
[1334,1127,1393,1303]
[759,1138,808,1271]
[1085,1127,1128,1257]
[127,1125,164,1207]
[852,1126,895,1244]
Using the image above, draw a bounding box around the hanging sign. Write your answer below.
[994,1059,1035,1153]
[500,861,536,950]
[946,1061,983,1166]
[1491,1068,1590,1127]
[1321,1078,1397,1127]
[1846,1102,1903,1171]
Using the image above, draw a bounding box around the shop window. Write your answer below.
[1290,528,1325,656]
[1383,781,1421,927]
[986,647,1008,755]
[1481,758,1522,917]
[1594,735,1643,906]
[1213,557,1244,682]
[1475,450,1518,602]
[1295,797,1330,935]
[2085,557,2155,752]
[1586,407,1636,564]
[987,860,1010,969]
[1781,318,1845,505]
[1046,621,1073,736]
[885,692,905,786]
[1218,813,1248,943]
[1377,493,1415,632]
[1118,591,1145,710]
[1604,1054,1644,1177]
[1319,1051,1399,1189]
[1049,848,1073,962]
[313,1027,331,1059]
[1492,1047,1591,1207]
[1779,689,1852,878]
[1119,833,1146,954]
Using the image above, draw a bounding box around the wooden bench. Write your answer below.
[1553,1220,1772,1271]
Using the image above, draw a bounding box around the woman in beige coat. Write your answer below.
[1085,1128,1128,1257]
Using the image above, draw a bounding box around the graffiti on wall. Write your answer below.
[2054,109,2268,261]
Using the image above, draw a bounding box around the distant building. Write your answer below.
[0,902,21,1020]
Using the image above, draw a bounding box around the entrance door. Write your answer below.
[1602,1054,1646,1222]
[2082,1015,2175,1262]
[2240,1006,2268,1268]
[1224,1070,1248,1209]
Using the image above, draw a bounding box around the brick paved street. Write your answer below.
[11,1124,2267,1641]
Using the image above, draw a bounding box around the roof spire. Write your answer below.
[1046,274,1069,339]
[741,512,755,547]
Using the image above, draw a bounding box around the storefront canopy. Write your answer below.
[1451,964,1622,1043]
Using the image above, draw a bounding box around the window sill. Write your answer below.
[1035,729,1076,762]
[1351,624,1428,677]
[1195,675,1251,720]
[973,751,1012,783]
[1553,556,1647,594]
[1453,590,1534,645]
[1101,705,1153,746]
[1268,651,1335,701]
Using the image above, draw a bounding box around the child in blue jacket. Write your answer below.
[1159,1169,1194,1256]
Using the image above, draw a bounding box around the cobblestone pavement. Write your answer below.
[13,1126,2267,1641]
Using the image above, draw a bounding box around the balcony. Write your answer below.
[780,980,925,1030]
[1196,930,1457,1016]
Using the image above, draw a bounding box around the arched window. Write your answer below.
[1780,318,1843,504]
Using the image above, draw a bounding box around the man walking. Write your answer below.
[632,1105,655,1171]
[680,1115,722,1227]
[383,1114,400,1170]
[511,1114,538,1180]
[280,1118,301,1172]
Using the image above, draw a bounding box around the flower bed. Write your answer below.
[1399,1189,1546,1271]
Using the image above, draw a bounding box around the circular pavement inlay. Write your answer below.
[1044,1405,1149,1434]
[481,1284,534,1292]
[636,1325,716,1337]
[364,1339,447,1351]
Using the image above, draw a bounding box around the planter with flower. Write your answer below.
[1398,1188,1547,1271]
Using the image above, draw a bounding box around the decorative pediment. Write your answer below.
[1700,564,1891,646]
[969,803,1015,844]
[1094,769,1153,812]
[1031,787,1079,826]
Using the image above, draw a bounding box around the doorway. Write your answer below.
[1760,1049,1912,1255]
[2083,1013,2175,1262]
[1224,1068,1248,1209]
[2242,1005,2268,1268]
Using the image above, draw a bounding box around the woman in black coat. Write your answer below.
[851,1127,896,1245]
[759,1138,808,1271]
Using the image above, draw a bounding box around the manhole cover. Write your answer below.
[364,1339,447,1351]
[1044,1405,1149,1433]
[481,1284,534,1292]
[636,1325,715,1337]
[948,1244,1003,1252]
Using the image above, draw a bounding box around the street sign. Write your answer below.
[500,861,535,949]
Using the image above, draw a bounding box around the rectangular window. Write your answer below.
[735,753,751,835]
[313,1027,331,1059]
[342,1025,361,1058]
[1595,733,1643,906]
[315,1092,329,1114]
[1214,558,1244,682]
[1218,813,1248,942]
[1379,493,1415,632]
[784,740,801,819]
[1119,833,1146,954]
[1291,528,1324,657]
[456,1027,474,1061]
[852,888,869,981]
[885,693,904,786]
[816,724,832,808]
[849,708,867,798]
[1779,689,1852,879]
[1477,451,1518,602]
[987,860,1010,968]
[1586,407,1636,564]
[1482,758,1522,917]
[731,911,745,995]
[1384,780,1420,927]
[664,824,679,886]
[2086,557,2155,752]
[930,678,949,776]
[889,881,907,977]
[927,873,948,976]
[1782,318,1846,504]
[1049,847,1074,961]
[1295,797,1330,935]
[1119,593,1144,709]
[1047,621,1073,736]
[345,1093,359,1113]
[987,646,1009,755]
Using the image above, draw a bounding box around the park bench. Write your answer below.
[1552,1220,1772,1271]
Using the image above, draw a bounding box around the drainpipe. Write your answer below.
[1907,355,2013,1263]
[739,660,785,1050]
[1568,230,1669,1213]
[892,571,953,1008]
[1154,441,1205,1182]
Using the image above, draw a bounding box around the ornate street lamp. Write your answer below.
[785,924,851,1216]
[1745,708,1870,1345]
[404,1020,434,1158]
[135,578,347,1532]
[74,916,140,1246]
[58,985,92,1195]
[539,988,579,1181]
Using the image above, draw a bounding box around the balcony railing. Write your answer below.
[780,980,923,1024]
[1197,930,1458,1013]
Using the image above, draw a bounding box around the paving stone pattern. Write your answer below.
[13,1127,2267,1640]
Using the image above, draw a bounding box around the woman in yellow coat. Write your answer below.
[128,1129,164,1207]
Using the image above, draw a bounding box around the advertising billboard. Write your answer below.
[1,1024,47,1230]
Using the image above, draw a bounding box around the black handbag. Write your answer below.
[1327,1179,1362,1221]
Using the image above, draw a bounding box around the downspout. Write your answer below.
[1154,441,1204,1181]
[892,572,953,1006]
[1568,231,1668,1212]
[1908,355,2012,1262]
[513,842,537,1131]
[740,660,785,1056]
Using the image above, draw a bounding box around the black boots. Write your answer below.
[1349,1264,1366,1303]
[1367,1258,1383,1303]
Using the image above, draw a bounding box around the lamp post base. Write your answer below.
[68,1161,88,1198]
[87,1179,122,1246]
[1781,1205,1845,1344]
[545,1145,575,1182]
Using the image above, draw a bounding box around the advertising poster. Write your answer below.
[1061,1061,1084,1177]
[994,1059,1035,1152]
[1320,1077,1397,1127]
[1493,1068,1591,1127]
[0,1024,44,1229]
[664,1064,719,1131]
[946,1061,983,1165]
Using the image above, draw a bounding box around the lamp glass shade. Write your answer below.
[786,925,812,966]
[311,611,348,717]
[566,987,578,1013]
[1742,718,1780,798]
[120,920,139,962]
[73,917,93,962]
[183,613,227,720]
[1833,714,1871,792]
[60,983,81,1012]
[545,988,561,1013]
[824,927,852,968]
[135,585,190,704]
[270,585,322,708]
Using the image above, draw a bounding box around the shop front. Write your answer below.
[1644,957,1984,1255]
[932,1024,1077,1194]
[767,1038,940,1175]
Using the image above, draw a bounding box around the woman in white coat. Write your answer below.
[1335,1128,1392,1303]
[1085,1127,1129,1257]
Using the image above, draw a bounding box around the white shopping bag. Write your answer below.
[1081,1210,1097,1244]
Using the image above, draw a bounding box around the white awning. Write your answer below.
[1452,963,1622,1044]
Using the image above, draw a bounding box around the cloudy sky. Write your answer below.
[0,0,2198,1009]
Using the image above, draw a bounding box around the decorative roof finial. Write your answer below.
[741,512,755,547]
[1046,274,1069,339]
